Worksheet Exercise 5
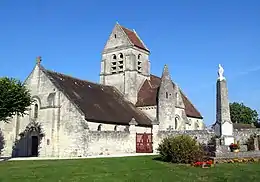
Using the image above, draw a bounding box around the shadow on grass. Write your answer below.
[152,156,167,162]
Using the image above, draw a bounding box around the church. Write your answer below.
[0,23,204,158]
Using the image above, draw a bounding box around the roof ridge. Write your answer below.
[119,24,134,32]
[118,24,149,52]
[132,29,149,52]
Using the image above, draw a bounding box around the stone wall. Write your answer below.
[157,130,215,144]
[234,129,260,144]
[152,128,215,153]
[152,128,260,153]
[83,131,135,156]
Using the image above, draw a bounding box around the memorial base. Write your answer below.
[223,136,234,146]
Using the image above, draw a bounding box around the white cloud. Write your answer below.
[235,66,260,77]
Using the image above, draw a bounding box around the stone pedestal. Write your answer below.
[215,66,234,146]
[223,136,234,146]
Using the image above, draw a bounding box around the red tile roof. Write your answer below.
[40,66,152,127]
[136,75,203,119]
[120,26,149,52]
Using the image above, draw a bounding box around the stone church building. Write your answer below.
[0,23,204,158]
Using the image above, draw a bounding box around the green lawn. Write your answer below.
[0,156,260,182]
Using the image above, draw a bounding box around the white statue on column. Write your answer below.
[218,64,225,81]
[217,64,225,81]
[216,63,234,146]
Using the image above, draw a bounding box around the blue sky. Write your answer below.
[0,0,259,126]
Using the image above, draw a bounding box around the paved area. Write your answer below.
[0,153,157,162]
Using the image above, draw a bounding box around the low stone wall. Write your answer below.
[156,130,215,144]
[152,130,215,153]
[154,128,260,145]
[84,131,135,156]
[214,151,260,159]
[234,129,260,144]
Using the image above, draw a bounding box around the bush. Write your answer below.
[157,135,205,164]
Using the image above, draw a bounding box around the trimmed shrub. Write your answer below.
[157,135,205,164]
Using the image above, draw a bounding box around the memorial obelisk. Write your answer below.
[215,64,234,145]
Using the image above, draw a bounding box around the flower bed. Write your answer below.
[216,158,260,164]
[192,160,214,168]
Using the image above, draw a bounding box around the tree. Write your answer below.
[0,77,33,123]
[229,102,259,125]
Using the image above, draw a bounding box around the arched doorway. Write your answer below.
[12,121,45,158]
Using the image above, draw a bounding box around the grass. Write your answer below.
[0,156,260,182]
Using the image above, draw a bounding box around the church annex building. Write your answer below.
[0,23,205,158]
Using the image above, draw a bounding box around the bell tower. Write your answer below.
[100,23,151,104]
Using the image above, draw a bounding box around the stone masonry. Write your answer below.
[215,64,234,145]
[158,65,176,130]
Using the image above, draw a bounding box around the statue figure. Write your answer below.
[218,64,225,80]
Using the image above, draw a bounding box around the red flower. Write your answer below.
[193,160,213,167]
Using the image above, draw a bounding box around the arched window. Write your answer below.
[47,93,55,106]
[138,54,141,59]
[166,92,168,98]
[34,104,38,119]
[175,117,178,130]
[119,53,123,59]
[114,34,117,38]
[114,125,117,131]
[112,54,116,60]
[97,124,102,131]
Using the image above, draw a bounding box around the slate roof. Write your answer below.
[136,75,203,119]
[120,25,150,52]
[40,66,152,127]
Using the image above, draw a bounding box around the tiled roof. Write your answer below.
[40,66,152,127]
[136,74,203,119]
[120,26,149,52]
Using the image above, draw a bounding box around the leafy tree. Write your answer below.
[229,102,259,125]
[0,77,33,123]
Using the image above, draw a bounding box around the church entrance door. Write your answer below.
[136,133,153,153]
[31,136,39,157]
